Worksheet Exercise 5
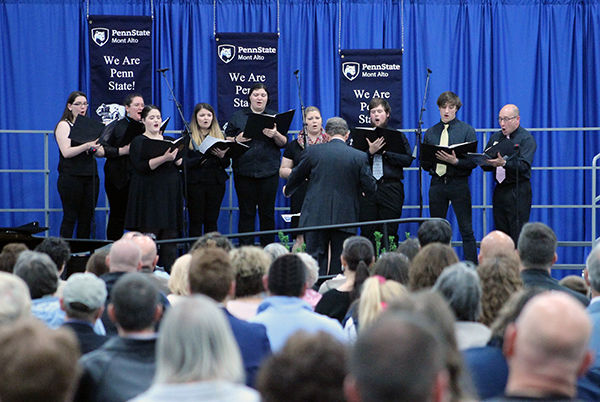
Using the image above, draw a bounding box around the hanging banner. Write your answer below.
[339,49,403,128]
[215,32,279,127]
[89,15,152,124]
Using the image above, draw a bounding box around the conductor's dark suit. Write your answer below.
[285,137,376,276]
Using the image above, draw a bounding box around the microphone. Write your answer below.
[156,67,169,73]
[293,70,299,76]
[427,68,432,74]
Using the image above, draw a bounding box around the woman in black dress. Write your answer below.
[126,105,182,270]
[279,106,328,250]
[100,93,145,240]
[225,83,287,246]
[54,91,104,238]
[185,103,230,237]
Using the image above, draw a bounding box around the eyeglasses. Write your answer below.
[498,116,517,123]
[72,102,89,106]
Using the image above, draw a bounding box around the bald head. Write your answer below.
[478,230,516,263]
[107,240,142,273]
[500,104,519,117]
[504,292,592,397]
[123,233,158,271]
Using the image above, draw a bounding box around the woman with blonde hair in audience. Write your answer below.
[227,246,272,320]
[167,254,192,306]
[131,295,259,401]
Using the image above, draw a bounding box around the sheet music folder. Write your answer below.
[243,109,296,139]
[350,126,411,154]
[69,115,104,143]
[420,141,477,164]
[196,136,249,159]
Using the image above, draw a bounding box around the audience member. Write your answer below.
[297,252,322,309]
[478,230,516,263]
[0,318,80,402]
[395,237,420,261]
[122,231,170,291]
[264,242,289,261]
[85,248,110,277]
[188,246,271,387]
[477,254,523,326]
[251,253,346,351]
[517,222,589,305]
[131,296,260,401]
[409,243,459,291]
[76,273,162,402]
[0,271,31,326]
[315,236,374,323]
[433,262,491,350]
[0,242,27,272]
[60,272,109,354]
[559,275,589,298]
[372,251,410,284]
[166,253,191,306]
[580,245,600,399]
[34,236,71,276]
[258,331,347,402]
[489,292,592,401]
[344,311,449,402]
[417,219,452,247]
[227,246,271,319]
[190,231,233,252]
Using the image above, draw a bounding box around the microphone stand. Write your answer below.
[157,68,191,239]
[293,70,307,147]
[415,68,432,217]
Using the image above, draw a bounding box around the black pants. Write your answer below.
[493,180,532,246]
[105,178,129,241]
[360,180,404,250]
[429,176,477,263]
[187,182,226,237]
[305,229,351,277]
[57,173,99,239]
[234,174,279,246]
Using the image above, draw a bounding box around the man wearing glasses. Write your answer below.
[484,104,537,245]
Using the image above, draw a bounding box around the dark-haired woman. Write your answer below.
[54,91,104,239]
[225,83,287,247]
[126,105,182,270]
[100,93,145,240]
[185,103,230,237]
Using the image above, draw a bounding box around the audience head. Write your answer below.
[190,231,233,252]
[188,247,233,303]
[325,117,350,138]
[0,318,80,402]
[168,254,192,296]
[0,272,31,326]
[108,272,161,332]
[60,272,107,323]
[489,288,543,342]
[345,311,449,402]
[230,246,271,298]
[153,295,244,384]
[0,242,28,273]
[433,262,481,322]
[478,230,516,263]
[122,232,159,272]
[85,248,110,277]
[342,236,374,301]
[358,276,407,333]
[585,245,600,295]
[106,239,142,273]
[267,254,306,297]
[517,222,557,270]
[559,276,589,298]
[395,238,420,261]
[409,243,459,291]
[503,292,592,397]
[297,252,320,288]
[13,250,58,299]
[418,220,452,247]
[372,252,410,285]
[477,254,523,326]
[258,331,348,402]
[34,236,71,274]
[263,242,289,261]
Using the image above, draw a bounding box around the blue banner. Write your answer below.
[89,15,152,124]
[215,32,279,126]
[339,49,403,128]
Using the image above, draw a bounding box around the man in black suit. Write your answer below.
[60,272,109,354]
[284,117,376,276]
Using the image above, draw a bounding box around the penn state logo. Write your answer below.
[218,45,236,64]
[95,103,125,125]
[342,62,360,81]
[91,28,109,47]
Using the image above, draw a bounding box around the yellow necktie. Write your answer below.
[436,124,449,176]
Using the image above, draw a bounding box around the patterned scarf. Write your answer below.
[297,127,329,149]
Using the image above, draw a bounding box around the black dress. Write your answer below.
[125,135,183,231]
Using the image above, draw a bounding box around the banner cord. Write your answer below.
[401,0,404,54]
[338,0,342,54]
[213,0,217,37]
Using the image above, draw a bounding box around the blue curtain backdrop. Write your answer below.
[1,0,599,270]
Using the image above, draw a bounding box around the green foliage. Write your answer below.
[277,231,291,251]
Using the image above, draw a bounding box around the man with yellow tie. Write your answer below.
[423,91,477,263]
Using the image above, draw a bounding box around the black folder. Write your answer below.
[350,126,411,155]
[420,141,477,164]
[69,115,104,144]
[196,136,249,159]
[466,137,516,166]
[139,135,188,160]
[243,109,296,139]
